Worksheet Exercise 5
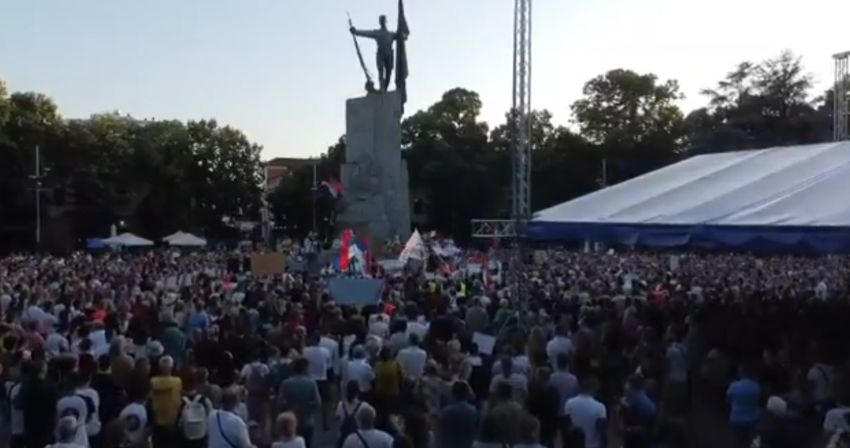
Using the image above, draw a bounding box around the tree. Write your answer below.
[571,69,685,182]
[686,51,828,153]
[402,88,506,239]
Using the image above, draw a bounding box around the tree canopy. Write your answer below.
[0,50,845,251]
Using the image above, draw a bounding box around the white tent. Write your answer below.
[168,232,207,247]
[527,141,850,251]
[103,233,154,247]
[162,231,187,242]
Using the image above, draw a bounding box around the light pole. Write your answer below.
[311,160,318,234]
[28,145,46,251]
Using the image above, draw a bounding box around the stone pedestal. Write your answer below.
[337,91,411,244]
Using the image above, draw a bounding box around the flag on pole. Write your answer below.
[320,178,344,199]
[398,229,425,263]
[395,0,410,108]
[340,229,354,271]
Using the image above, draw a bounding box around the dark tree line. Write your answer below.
[1,51,846,251]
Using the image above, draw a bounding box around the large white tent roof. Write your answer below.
[535,142,850,226]
[528,142,850,251]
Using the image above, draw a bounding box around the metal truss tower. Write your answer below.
[835,51,849,142]
[471,0,533,241]
[512,0,533,225]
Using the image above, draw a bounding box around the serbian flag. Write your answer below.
[321,178,344,199]
[340,229,354,271]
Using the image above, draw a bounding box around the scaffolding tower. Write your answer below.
[471,0,532,306]
[471,0,532,239]
[835,51,849,142]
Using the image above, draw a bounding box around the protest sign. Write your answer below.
[328,278,384,307]
[250,253,286,275]
[472,332,496,355]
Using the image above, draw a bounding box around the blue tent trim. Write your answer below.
[526,221,850,253]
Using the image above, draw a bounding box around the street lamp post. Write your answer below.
[29,145,45,251]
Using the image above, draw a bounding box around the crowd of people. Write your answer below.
[1,246,850,448]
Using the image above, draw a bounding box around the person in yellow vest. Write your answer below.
[150,356,183,447]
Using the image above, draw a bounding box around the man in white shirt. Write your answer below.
[341,403,393,448]
[395,334,427,382]
[489,357,528,401]
[76,371,102,447]
[343,348,375,394]
[208,388,253,448]
[564,377,607,448]
[303,334,332,430]
[368,313,390,339]
[303,335,332,383]
[406,317,429,342]
[548,354,579,419]
[546,326,574,371]
[319,331,341,378]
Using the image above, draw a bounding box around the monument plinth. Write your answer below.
[337,91,411,243]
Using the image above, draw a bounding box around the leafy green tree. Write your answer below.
[571,69,685,183]
[686,51,828,153]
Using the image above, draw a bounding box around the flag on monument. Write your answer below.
[321,178,344,199]
[395,0,410,107]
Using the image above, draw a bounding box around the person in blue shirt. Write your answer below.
[622,375,657,448]
[437,381,479,448]
[727,365,762,448]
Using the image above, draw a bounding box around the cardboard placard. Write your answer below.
[250,253,286,275]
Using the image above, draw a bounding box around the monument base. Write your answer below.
[337,91,411,245]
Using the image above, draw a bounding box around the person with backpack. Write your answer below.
[336,381,363,448]
[55,372,93,448]
[75,360,103,448]
[208,388,253,448]
[118,379,151,448]
[179,371,213,448]
[340,403,393,448]
[241,352,271,444]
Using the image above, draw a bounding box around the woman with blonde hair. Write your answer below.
[271,412,306,448]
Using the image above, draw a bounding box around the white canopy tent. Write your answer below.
[102,233,154,247]
[162,231,186,242]
[168,232,207,247]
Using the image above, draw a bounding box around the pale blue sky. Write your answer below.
[1,0,848,159]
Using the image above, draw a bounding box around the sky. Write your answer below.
[1,0,848,160]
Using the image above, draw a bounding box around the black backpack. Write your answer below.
[337,401,362,448]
